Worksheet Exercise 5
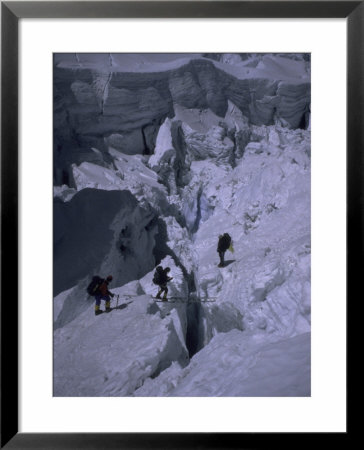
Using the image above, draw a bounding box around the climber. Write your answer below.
[153,266,173,301]
[94,275,115,315]
[217,233,233,267]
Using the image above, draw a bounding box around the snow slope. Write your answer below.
[135,331,310,397]
[54,53,310,397]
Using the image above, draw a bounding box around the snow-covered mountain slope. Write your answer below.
[54,295,190,396]
[134,331,310,397]
[54,54,310,397]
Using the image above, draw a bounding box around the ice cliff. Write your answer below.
[54,53,310,185]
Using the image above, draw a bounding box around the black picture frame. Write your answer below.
[1,1,357,448]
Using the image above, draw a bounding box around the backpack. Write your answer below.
[87,276,103,296]
[218,233,232,252]
[152,267,163,285]
[223,233,232,247]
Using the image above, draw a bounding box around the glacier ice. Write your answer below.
[54,54,310,185]
[54,54,311,397]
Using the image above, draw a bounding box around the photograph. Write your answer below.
[53,52,311,397]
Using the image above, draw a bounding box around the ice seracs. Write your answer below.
[54,54,311,397]
[54,54,310,185]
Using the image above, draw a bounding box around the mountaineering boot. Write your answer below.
[162,293,168,302]
[156,291,161,299]
[95,305,102,316]
[105,301,111,313]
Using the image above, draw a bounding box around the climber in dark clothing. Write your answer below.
[217,233,232,267]
[94,275,115,315]
[153,266,173,301]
